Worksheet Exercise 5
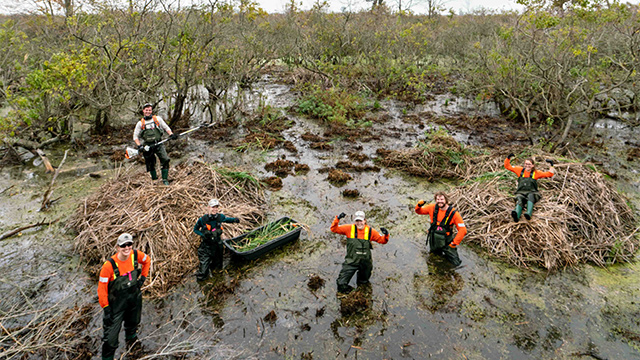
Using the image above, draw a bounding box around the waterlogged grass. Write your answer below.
[214,166,261,187]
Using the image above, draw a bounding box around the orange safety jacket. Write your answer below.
[330,216,388,244]
[349,224,370,240]
[415,203,467,246]
[140,116,161,129]
[98,250,150,308]
[504,158,554,180]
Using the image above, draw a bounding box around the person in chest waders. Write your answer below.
[415,192,467,267]
[133,103,178,185]
[98,233,151,360]
[330,211,389,294]
[192,199,240,281]
[504,154,555,222]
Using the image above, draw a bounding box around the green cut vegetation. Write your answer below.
[230,219,298,253]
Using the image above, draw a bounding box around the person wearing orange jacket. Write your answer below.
[415,192,467,267]
[330,210,389,293]
[98,233,151,360]
[504,154,555,222]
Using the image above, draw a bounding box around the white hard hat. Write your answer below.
[354,211,365,221]
[117,233,133,246]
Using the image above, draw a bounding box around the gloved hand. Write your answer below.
[213,228,223,237]
[507,153,515,160]
[380,227,389,236]
[169,133,178,140]
[337,212,346,220]
[232,218,240,223]
[103,306,113,326]
[202,229,214,240]
[417,200,425,207]
[138,275,146,290]
[545,159,555,166]
[449,243,457,248]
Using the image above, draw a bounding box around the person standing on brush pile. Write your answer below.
[133,103,178,185]
[504,154,555,222]
[98,233,151,360]
[415,192,467,267]
[330,210,389,293]
[193,198,240,280]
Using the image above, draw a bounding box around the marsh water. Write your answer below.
[1,78,639,360]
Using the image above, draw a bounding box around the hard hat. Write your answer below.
[117,233,133,246]
[354,211,365,221]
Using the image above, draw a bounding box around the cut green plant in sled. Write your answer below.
[223,217,309,260]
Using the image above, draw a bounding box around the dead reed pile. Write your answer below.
[451,151,638,270]
[376,132,478,181]
[0,291,95,359]
[68,161,265,297]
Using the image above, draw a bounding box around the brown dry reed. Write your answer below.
[455,151,638,270]
[377,133,638,270]
[68,161,266,297]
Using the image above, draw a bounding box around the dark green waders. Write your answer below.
[512,168,541,222]
[337,226,373,293]
[427,207,462,267]
[196,233,223,281]
[141,123,170,183]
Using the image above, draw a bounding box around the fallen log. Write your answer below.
[0,218,60,241]
[2,136,62,150]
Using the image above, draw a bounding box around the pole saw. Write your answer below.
[125,122,216,159]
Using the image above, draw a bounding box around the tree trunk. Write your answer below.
[170,93,186,127]
[552,114,574,152]
[64,0,73,18]
[93,109,110,134]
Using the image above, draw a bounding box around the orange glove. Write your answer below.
[417,200,425,207]
[449,243,457,248]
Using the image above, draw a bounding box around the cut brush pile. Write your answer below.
[376,130,480,181]
[451,150,638,270]
[68,161,266,297]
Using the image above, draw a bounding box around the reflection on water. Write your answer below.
[413,251,465,312]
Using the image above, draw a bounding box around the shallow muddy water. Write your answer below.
[1,78,639,359]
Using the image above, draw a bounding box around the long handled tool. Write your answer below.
[125,122,216,159]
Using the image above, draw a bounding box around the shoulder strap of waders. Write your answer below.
[429,206,440,233]
[441,207,455,228]
[431,206,455,230]
[349,225,371,240]
[519,168,536,179]
[107,250,138,279]
[140,116,160,129]
[108,257,119,278]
